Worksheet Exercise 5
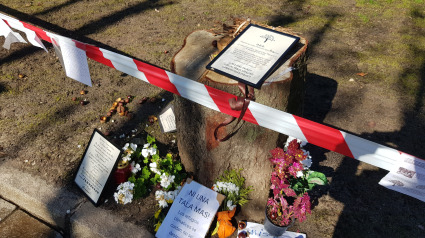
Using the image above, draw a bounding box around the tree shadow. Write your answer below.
[34,0,85,16]
[267,3,425,236]
[0,0,170,65]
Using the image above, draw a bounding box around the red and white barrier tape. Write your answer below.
[1,13,422,171]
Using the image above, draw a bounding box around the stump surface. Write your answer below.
[171,19,308,222]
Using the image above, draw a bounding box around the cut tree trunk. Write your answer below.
[171,19,308,222]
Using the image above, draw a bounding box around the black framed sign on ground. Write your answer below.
[74,129,123,206]
[206,24,300,89]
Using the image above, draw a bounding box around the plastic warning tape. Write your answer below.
[1,13,422,171]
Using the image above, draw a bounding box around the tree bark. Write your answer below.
[171,19,308,222]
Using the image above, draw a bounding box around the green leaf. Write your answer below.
[128,176,136,183]
[307,171,328,185]
[211,221,219,236]
[161,159,172,167]
[151,173,161,184]
[143,157,149,164]
[308,178,326,185]
[166,154,173,160]
[147,135,156,144]
[152,154,160,160]
[175,163,182,171]
[141,166,151,179]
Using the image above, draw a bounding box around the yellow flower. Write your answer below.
[154,222,162,232]
[154,209,161,219]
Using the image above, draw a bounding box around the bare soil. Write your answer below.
[1,0,425,237]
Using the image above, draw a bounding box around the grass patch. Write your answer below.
[358,13,370,23]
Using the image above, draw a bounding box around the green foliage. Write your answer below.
[307,171,328,185]
[141,166,151,180]
[151,173,161,185]
[147,135,156,144]
[288,171,328,196]
[129,175,148,200]
[215,169,253,211]
[358,13,370,23]
[123,135,187,204]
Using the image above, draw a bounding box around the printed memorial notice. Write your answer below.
[238,222,306,238]
[379,153,425,202]
[207,24,299,88]
[158,104,177,133]
[74,129,122,206]
[156,179,225,238]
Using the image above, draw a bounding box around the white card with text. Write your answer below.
[156,179,224,238]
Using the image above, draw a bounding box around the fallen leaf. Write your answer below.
[356,72,368,77]
[155,8,159,12]
[149,115,158,121]
[25,3,32,7]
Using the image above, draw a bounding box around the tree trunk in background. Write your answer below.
[171,19,308,222]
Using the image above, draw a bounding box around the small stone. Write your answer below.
[172,140,175,143]
[162,98,165,102]
[105,199,108,203]
[367,121,376,128]
[349,78,355,82]
[357,165,362,170]
[78,145,81,148]
[66,210,70,214]
[24,160,28,163]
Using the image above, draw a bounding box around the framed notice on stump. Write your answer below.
[74,129,123,206]
[206,24,300,89]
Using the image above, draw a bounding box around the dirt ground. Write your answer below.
[1,0,425,237]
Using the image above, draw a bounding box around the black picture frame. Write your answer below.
[206,24,300,89]
[73,129,123,207]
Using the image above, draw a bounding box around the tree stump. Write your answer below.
[171,19,308,221]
